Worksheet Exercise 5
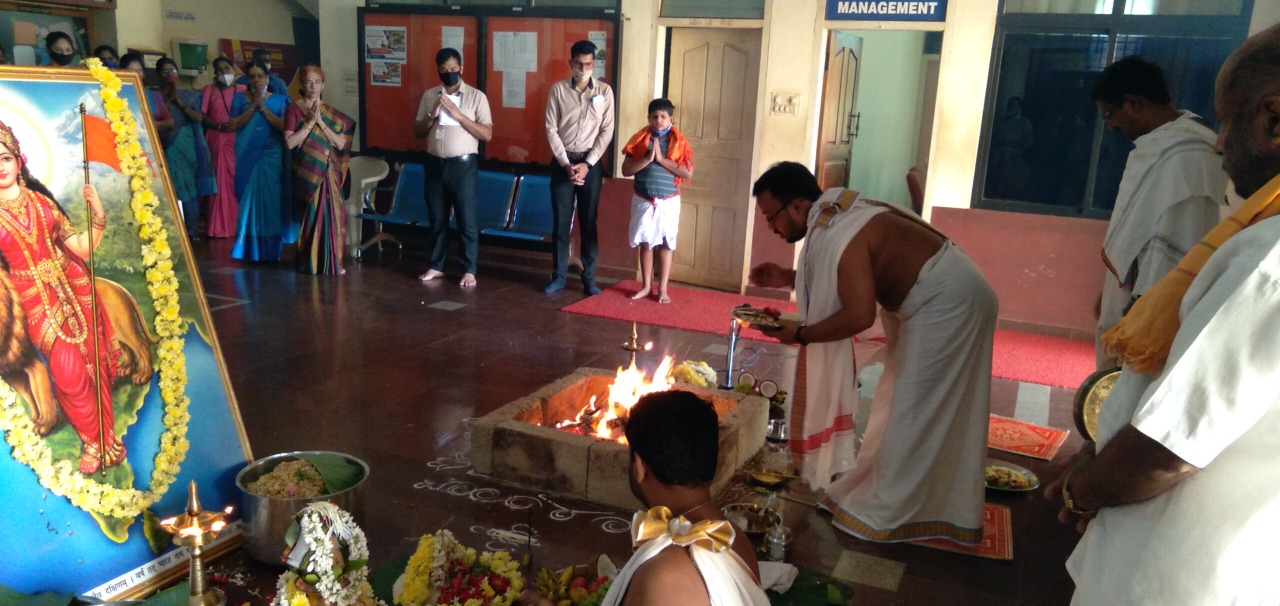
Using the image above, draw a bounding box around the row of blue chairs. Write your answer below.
[355,163,560,255]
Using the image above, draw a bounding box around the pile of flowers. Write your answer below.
[394,529,524,606]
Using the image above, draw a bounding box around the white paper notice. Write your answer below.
[442,26,465,59]
[588,30,607,79]
[502,71,526,109]
[365,26,407,62]
[437,93,462,125]
[493,31,539,73]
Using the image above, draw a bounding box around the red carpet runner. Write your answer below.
[562,281,1095,389]
[913,504,1013,560]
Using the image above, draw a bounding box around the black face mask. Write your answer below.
[50,52,74,66]
[439,71,461,87]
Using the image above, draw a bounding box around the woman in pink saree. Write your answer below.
[201,57,246,238]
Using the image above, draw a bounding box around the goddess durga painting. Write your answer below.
[0,117,154,475]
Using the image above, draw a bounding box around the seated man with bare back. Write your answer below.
[523,390,767,606]
[750,162,997,546]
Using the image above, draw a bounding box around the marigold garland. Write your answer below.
[394,530,524,606]
[0,57,192,520]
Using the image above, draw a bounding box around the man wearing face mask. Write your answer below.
[43,31,77,67]
[235,48,289,96]
[543,40,615,296]
[93,45,119,69]
[413,47,492,288]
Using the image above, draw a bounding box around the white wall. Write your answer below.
[844,30,926,207]
[1251,0,1280,35]
[318,0,365,148]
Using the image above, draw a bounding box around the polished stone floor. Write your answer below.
[194,237,1086,605]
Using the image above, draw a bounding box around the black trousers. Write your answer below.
[549,160,603,281]
[424,155,478,275]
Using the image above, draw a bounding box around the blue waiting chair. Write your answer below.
[357,163,428,254]
[452,170,518,233]
[484,174,559,243]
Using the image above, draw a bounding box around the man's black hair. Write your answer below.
[1090,55,1172,106]
[93,45,117,59]
[752,161,824,203]
[570,40,596,60]
[435,47,462,67]
[118,52,145,71]
[624,390,719,487]
[251,47,272,64]
[45,32,73,52]
[648,98,675,115]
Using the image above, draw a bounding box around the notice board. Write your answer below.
[358,7,618,171]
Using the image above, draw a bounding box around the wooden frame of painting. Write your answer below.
[0,65,250,600]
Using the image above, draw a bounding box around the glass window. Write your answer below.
[1004,0,1114,14]
[984,33,1107,208]
[660,0,765,20]
[1124,0,1243,15]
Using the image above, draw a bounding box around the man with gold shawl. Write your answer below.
[1050,25,1280,605]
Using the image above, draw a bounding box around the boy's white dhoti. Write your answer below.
[600,507,768,606]
[629,193,681,249]
[796,188,996,545]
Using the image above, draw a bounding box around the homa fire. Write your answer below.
[554,356,676,442]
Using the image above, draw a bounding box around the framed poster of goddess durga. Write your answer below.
[0,63,250,599]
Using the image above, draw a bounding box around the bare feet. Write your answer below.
[658,290,671,304]
[630,287,651,300]
[460,273,477,288]
[418,269,445,283]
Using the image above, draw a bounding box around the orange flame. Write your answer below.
[558,355,676,442]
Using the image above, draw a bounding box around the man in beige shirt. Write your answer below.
[414,47,493,288]
[543,39,615,295]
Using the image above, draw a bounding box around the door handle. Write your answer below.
[847,112,861,141]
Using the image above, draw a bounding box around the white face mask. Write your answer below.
[573,68,592,82]
[220,73,235,87]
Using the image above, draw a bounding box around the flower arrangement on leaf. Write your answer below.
[393,529,524,606]
[671,360,717,388]
[532,565,613,606]
[272,502,385,606]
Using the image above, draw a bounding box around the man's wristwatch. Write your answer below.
[794,325,809,346]
[1061,467,1097,516]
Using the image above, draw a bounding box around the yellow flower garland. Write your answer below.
[0,58,191,520]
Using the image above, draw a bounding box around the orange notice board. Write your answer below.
[484,16,615,167]
[362,13,479,153]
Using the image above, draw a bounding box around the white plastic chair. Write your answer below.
[344,156,390,258]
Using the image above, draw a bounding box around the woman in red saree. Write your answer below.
[201,57,246,238]
[0,118,123,474]
[284,64,355,275]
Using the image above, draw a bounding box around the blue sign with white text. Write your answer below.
[826,0,947,21]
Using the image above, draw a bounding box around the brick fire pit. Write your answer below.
[470,367,769,510]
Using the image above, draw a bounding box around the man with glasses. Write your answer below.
[1091,55,1226,370]
[543,40,615,296]
[749,162,996,546]
[414,47,492,288]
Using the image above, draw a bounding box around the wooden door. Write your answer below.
[667,28,762,291]
[817,32,860,190]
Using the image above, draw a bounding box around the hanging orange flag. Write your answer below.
[83,114,122,173]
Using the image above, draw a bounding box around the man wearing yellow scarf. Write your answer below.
[1049,24,1280,605]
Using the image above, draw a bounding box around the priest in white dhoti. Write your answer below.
[1056,27,1280,604]
[599,390,767,606]
[749,162,997,545]
[1091,55,1226,370]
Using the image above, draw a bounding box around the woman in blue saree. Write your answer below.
[228,61,292,261]
[154,57,216,239]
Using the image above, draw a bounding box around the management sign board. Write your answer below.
[826,0,948,21]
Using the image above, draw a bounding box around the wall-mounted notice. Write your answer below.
[365,25,408,62]
[370,60,402,86]
[442,26,465,59]
[502,71,526,109]
[588,30,607,80]
[493,31,538,73]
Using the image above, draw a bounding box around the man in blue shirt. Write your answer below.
[235,47,289,95]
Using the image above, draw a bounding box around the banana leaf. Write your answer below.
[298,453,364,495]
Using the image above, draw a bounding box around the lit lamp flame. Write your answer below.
[158,481,230,606]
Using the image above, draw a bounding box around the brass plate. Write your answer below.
[1073,368,1120,442]
[732,307,782,330]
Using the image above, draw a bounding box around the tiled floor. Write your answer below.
[194,238,1086,605]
